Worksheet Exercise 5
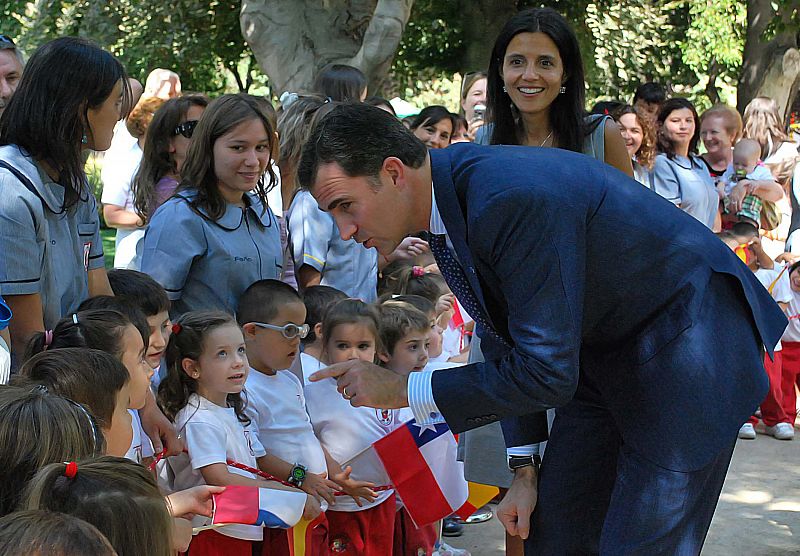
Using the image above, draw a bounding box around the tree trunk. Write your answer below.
[240,0,413,96]
[738,0,800,120]
[459,0,518,73]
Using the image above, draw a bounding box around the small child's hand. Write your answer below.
[166,485,225,519]
[301,472,339,506]
[331,465,377,507]
[435,293,456,317]
[303,493,322,521]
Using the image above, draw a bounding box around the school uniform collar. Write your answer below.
[0,145,80,213]
[178,189,274,230]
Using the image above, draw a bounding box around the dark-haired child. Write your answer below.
[299,285,348,384]
[304,299,399,555]
[18,348,133,457]
[62,300,156,462]
[157,311,315,554]
[107,268,172,378]
[237,279,337,555]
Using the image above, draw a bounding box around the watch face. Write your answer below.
[292,466,306,480]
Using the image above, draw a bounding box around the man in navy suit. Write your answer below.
[301,104,786,554]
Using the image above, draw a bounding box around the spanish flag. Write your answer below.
[454,482,500,521]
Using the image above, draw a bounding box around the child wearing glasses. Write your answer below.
[236,279,339,555]
[157,310,317,554]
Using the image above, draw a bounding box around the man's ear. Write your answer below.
[382,157,407,189]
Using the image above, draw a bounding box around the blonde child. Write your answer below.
[157,311,315,554]
[722,138,781,229]
[0,385,102,516]
[304,299,400,554]
[21,457,176,556]
[0,510,117,556]
[237,279,340,555]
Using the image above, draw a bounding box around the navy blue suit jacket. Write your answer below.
[429,144,787,471]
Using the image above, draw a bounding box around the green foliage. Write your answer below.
[8,0,269,96]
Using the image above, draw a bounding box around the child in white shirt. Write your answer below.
[238,279,340,555]
[158,311,316,555]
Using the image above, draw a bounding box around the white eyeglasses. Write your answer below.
[252,322,310,339]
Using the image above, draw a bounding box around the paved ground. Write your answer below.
[446,424,800,555]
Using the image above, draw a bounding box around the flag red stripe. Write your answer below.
[213,485,259,525]
[374,424,452,526]
[455,501,478,521]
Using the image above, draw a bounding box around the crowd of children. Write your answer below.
[0,249,473,555]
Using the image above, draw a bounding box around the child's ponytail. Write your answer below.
[23,309,139,363]
[158,311,248,424]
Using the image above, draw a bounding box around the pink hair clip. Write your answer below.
[43,330,53,350]
[64,461,78,479]
[412,266,425,277]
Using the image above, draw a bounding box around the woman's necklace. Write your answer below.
[540,131,554,147]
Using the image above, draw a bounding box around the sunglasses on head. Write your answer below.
[0,35,15,48]
[252,322,310,340]
[174,120,198,139]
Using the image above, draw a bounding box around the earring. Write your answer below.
[559,86,566,94]
[81,134,88,144]
[193,372,199,378]
[502,86,507,93]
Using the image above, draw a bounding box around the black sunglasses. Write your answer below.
[174,120,198,139]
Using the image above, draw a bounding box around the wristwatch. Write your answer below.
[507,454,541,471]
[287,463,307,487]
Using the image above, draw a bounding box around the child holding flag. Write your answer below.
[157,311,315,554]
[237,279,340,554]
[304,299,399,554]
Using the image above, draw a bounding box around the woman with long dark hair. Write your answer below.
[652,98,720,229]
[141,94,282,317]
[0,37,131,361]
[132,94,208,226]
[482,7,631,176]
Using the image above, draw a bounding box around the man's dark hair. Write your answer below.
[236,279,302,326]
[633,82,667,105]
[300,285,348,345]
[297,103,428,191]
[107,269,171,317]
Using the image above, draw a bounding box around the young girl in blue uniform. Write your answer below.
[141,94,282,317]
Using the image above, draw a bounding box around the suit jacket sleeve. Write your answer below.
[430,184,585,437]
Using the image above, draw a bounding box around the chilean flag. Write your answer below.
[373,419,469,527]
[211,485,306,528]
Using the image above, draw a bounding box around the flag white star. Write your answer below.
[409,420,438,437]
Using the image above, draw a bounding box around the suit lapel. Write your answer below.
[429,150,497,330]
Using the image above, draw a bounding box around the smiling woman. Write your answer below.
[141,94,283,318]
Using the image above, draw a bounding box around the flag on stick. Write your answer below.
[454,482,500,520]
[373,419,468,527]
[212,485,306,529]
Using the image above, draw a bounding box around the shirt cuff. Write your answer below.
[506,444,541,458]
[407,371,445,425]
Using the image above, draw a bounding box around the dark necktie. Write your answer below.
[426,232,510,347]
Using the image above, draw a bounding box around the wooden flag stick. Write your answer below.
[192,523,231,534]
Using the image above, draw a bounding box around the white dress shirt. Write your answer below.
[406,184,536,458]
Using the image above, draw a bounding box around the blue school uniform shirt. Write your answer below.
[0,145,104,329]
[287,190,378,301]
[141,188,281,317]
[652,153,718,229]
